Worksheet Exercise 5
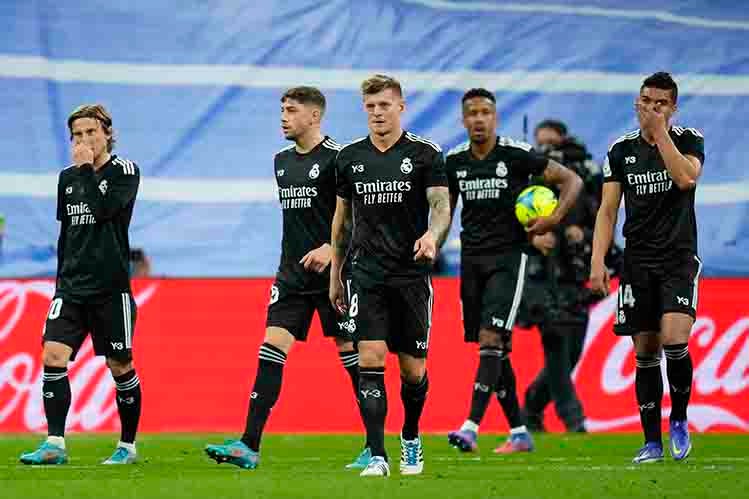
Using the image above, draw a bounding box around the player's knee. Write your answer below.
[633,332,661,356]
[478,328,505,349]
[358,341,387,367]
[42,342,71,367]
[400,363,426,384]
[264,327,295,354]
[660,313,694,345]
[334,337,355,352]
[106,357,133,376]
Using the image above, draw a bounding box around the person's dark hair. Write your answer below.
[281,86,327,115]
[67,104,115,152]
[641,72,678,104]
[461,88,496,105]
[535,119,568,137]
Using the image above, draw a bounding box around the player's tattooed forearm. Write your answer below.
[427,186,451,246]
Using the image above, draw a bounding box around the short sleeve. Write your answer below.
[445,155,458,196]
[602,148,623,183]
[518,149,549,176]
[56,171,65,221]
[335,150,352,199]
[679,128,705,164]
[424,147,448,188]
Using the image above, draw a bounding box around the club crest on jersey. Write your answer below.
[98,180,108,195]
[277,169,285,177]
[496,161,508,177]
[309,163,320,179]
[400,157,413,174]
[65,185,73,195]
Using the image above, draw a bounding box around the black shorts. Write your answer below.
[266,282,348,341]
[460,251,528,344]
[614,252,703,336]
[42,292,137,361]
[348,268,433,358]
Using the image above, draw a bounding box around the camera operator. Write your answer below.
[129,248,151,278]
[520,119,621,433]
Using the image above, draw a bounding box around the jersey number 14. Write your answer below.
[618,284,636,308]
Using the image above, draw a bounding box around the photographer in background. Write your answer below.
[534,119,603,218]
[129,248,151,278]
[520,119,621,433]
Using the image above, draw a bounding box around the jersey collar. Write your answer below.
[367,130,406,154]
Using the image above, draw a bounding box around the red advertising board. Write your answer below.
[1,278,747,433]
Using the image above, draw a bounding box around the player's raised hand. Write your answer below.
[589,260,611,296]
[526,215,558,236]
[413,231,437,264]
[636,101,667,138]
[329,276,346,314]
[72,139,94,166]
[300,243,332,273]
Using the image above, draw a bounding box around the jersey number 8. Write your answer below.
[349,294,359,317]
[47,298,63,320]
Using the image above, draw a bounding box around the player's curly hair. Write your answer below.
[461,88,496,105]
[67,104,116,152]
[282,86,327,116]
[361,74,403,98]
[641,72,678,104]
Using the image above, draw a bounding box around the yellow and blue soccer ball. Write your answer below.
[515,185,558,227]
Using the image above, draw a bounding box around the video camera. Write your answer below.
[535,136,600,190]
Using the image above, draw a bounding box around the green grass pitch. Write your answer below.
[1,433,747,498]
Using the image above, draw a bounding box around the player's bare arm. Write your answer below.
[636,98,701,190]
[414,186,451,263]
[527,159,583,235]
[329,196,352,311]
[590,181,622,295]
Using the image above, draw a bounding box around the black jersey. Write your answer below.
[445,136,549,257]
[603,126,704,262]
[335,131,447,281]
[55,155,140,301]
[274,137,340,294]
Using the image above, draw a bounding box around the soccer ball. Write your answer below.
[515,185,558,227]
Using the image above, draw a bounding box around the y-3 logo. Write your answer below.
[110,342,124,350]
[360,389,382,399]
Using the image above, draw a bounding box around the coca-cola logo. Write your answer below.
[575,292,749,432]
[0,280,157,432]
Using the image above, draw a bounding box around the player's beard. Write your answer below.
[470,132,489,145]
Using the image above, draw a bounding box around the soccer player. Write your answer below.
[20,104,142,465]
[205,87,367,470]
[330,74,450,477]
[591,72,704,464]
[445,89,582,453]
